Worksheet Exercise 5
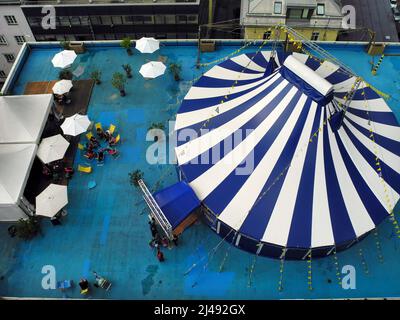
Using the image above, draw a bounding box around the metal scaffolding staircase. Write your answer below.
[138,179,173,240]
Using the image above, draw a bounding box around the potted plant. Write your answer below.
[129,169,144,187]
[15,217,41,240]
[120,37,133,56]
[59,69,73,80]
[122,64,132,78]
[169,63,182,81]
[91,70,102,85]
[60,40,70,50]
[111,72,127,96]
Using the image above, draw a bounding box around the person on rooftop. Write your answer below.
[96,127,106,140]
[157,248,165,262]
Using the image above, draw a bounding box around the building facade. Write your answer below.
[20,0,206,41]
[240,0,343,41]
[0,0,34,87]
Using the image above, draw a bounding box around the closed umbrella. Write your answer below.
[61,114,91,136]
[51,50,77,69]
[135,37,160,54]
[37,134,70,164]
[139,61,166,79]
[52,80,73,95]
[36,184,68,218]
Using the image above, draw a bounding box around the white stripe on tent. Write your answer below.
[338,125,399,211]
[189,86,298,200]
[175,79,290,165]
[175,72,281,130]
[261,51,274,66]
[333,76,367,92]
[204,65,265,81]
[327,112,376,237]
[262,101,318,245]
[218,94,308,230]
[230,54,266,73]
[315,61,339,78]
[292,52,309,64]
[335,97,391,112]
[343,118,400,174]
[311,108,335,248]
[184,75,272,100]
[345,112,400,142]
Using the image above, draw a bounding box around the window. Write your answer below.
[165,15,176,24]
[0,70,6,78]
[263,30,272,40]
[311,32,320,41]
[302,9,310,19]
[177,15,187,24]
[4,15,17,25]
[154,15,165,24]
[111,16,123,25]
[69,16,81,26]
[90,16,102,25]
[317,4,325,15]
[27,16,42,27]
[4,54,15,63]
[15,35,26,45]
[132,16,143,25]
[274,2,282,14]
[0,35,7,45]
[58,16,70,27]
[143,16,154,25]
[187,15,198,24]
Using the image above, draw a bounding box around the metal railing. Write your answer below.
[137,179,173,240]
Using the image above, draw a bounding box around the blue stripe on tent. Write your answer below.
[325,71,351,85]
[179,72,280,114]
[286,105,322,248]
[334,131,388,226]
[179,81,293,179]
[239,96,314,240]
[246,52,270,70]
[323,116,357,244]
[343,116,400,157]
[304,57,321,71]
[194,76,265,88]
[219,59,265,74]
[176,76,286,147]
[335,87,379,101]
[342,122,400,196]
[347,107,399,126]
[277,52,288,65]
[202,90,304,218]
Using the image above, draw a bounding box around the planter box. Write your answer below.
[69,41,85,54]
[200,40,216,52]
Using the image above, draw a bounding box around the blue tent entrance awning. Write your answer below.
[153,181,200,230]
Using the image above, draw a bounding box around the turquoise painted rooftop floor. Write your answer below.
[0,43,400,299]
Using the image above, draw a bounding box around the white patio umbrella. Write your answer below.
[61,114,91,136]
[52,80,73,95]
[36,184,68,218]
[51,50,77,69]
[135,37,160,53]
[37,134,70,164]
[139,61,166,79]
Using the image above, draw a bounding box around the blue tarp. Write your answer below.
[153,181,200,229]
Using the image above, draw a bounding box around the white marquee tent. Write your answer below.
[0,94,53,144]
[0,94,53,221]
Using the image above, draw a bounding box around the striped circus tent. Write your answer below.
[174,51,400,259]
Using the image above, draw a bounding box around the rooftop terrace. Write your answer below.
[0,40,400,299]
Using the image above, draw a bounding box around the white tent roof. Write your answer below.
[0,94,53,144]
[0,144,37,205]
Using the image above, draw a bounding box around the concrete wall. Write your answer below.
[0,5,35,88]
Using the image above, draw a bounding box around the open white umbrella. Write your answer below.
[37,134,70,164]
[51,50,77,69]
[36,184,68,218]
[52,80,73,95]
[61,114,91,136]
[135,37,160,54]
[139,61,166,79]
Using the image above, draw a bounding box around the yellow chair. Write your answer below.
[78,165,92,173]
[95,122,102,130]
[114,134,120,144]
[80,288,89,295]
[78,143,85,150]
[109,124,116,135]
[86,132,93,140]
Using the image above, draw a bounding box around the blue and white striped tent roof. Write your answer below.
[174,51,400,259]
